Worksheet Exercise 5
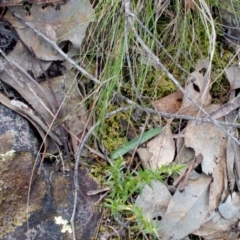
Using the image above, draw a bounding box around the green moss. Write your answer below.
[101,106,130,152]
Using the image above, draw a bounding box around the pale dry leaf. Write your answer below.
[225,65,240,90]
[5,0,94,58]
[175,131,195,164]
[188,170,201,180]
[225,95,240,192]
[179,63,211,115]
[208,155,227,211]
[225,105,238,192]
[0,92,58,148]
[41,73,89,156]
[206,94,240,120]
[1,42,51,78]
[157,174,212,240]
[184,106,227,175]
[181,237,191,240]
[0,59,55,127]
[226,137,236,191]
[153,90,183,114]
[137,148,153,165]
[218,192,240,220]
[194,200,240,239]
[135,180,172,220]
[144,125,175,170]
[230,138,240,192]
[193,213,232,239]
[195,58,210,72]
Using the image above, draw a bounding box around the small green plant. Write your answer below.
[103,158,184,237]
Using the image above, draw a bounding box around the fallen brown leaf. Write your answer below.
[153,90,183,114]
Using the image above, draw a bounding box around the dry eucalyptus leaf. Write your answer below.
[175,131,195,164]
[184,119,227,175]
[137,148,153,165]
[195,58,210,72]
[135,180,172,220]
[153,90,183,114]
[157,174,212,240]
[41,73,89,156]
[193,213,232,239]
[208,155,227,211]
[5,0,94,58]
[226,136,236,191]
[194,205,240,239]
[218,192,240,220]
[144,125,175,170]
[206,94,240,120]
[179,64,211,115]
[225,65,240,90]
[0,92,61,148]
[0,59,55,128]
[225,105,239,192]
[2,42,51,78]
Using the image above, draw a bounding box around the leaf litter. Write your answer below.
[134,59,240,239]
[0,1,100,239]
[1,1,240,239]
[0,0,94,153]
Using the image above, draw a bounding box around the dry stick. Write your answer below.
[113,93,240,128]
[9,8,102,86]
[70,121,100,240]
[123,0,240,145]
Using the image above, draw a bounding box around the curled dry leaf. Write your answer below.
[218,192,240,220]
[184,104,227,175]
[158,174,212,240]
[138,125,175,170]
[193,212,237,239]
[0,58,56,129]
[175,130,195,164]
[137,148,153,164]
[208,154,227,211]
[1,0,94,77]
[225,104,240,192]
[179,65,211,115]
[0,92,61,149]
[225,65,240,90]
[135,180,172,220]
[41,73,89,156]
[194,193,240,239]
[153,90,183,114]
[5,0,94,58]
[206,94,240,120]
[185,120,227,175]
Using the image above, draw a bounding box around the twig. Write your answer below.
[173,154,203,191]
[9,8,102,86]
[70,121,100,240]
[112,92,240,129]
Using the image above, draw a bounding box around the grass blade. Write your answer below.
[110,127,163,160]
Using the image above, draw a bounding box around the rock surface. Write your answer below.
[0,104,101,239]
